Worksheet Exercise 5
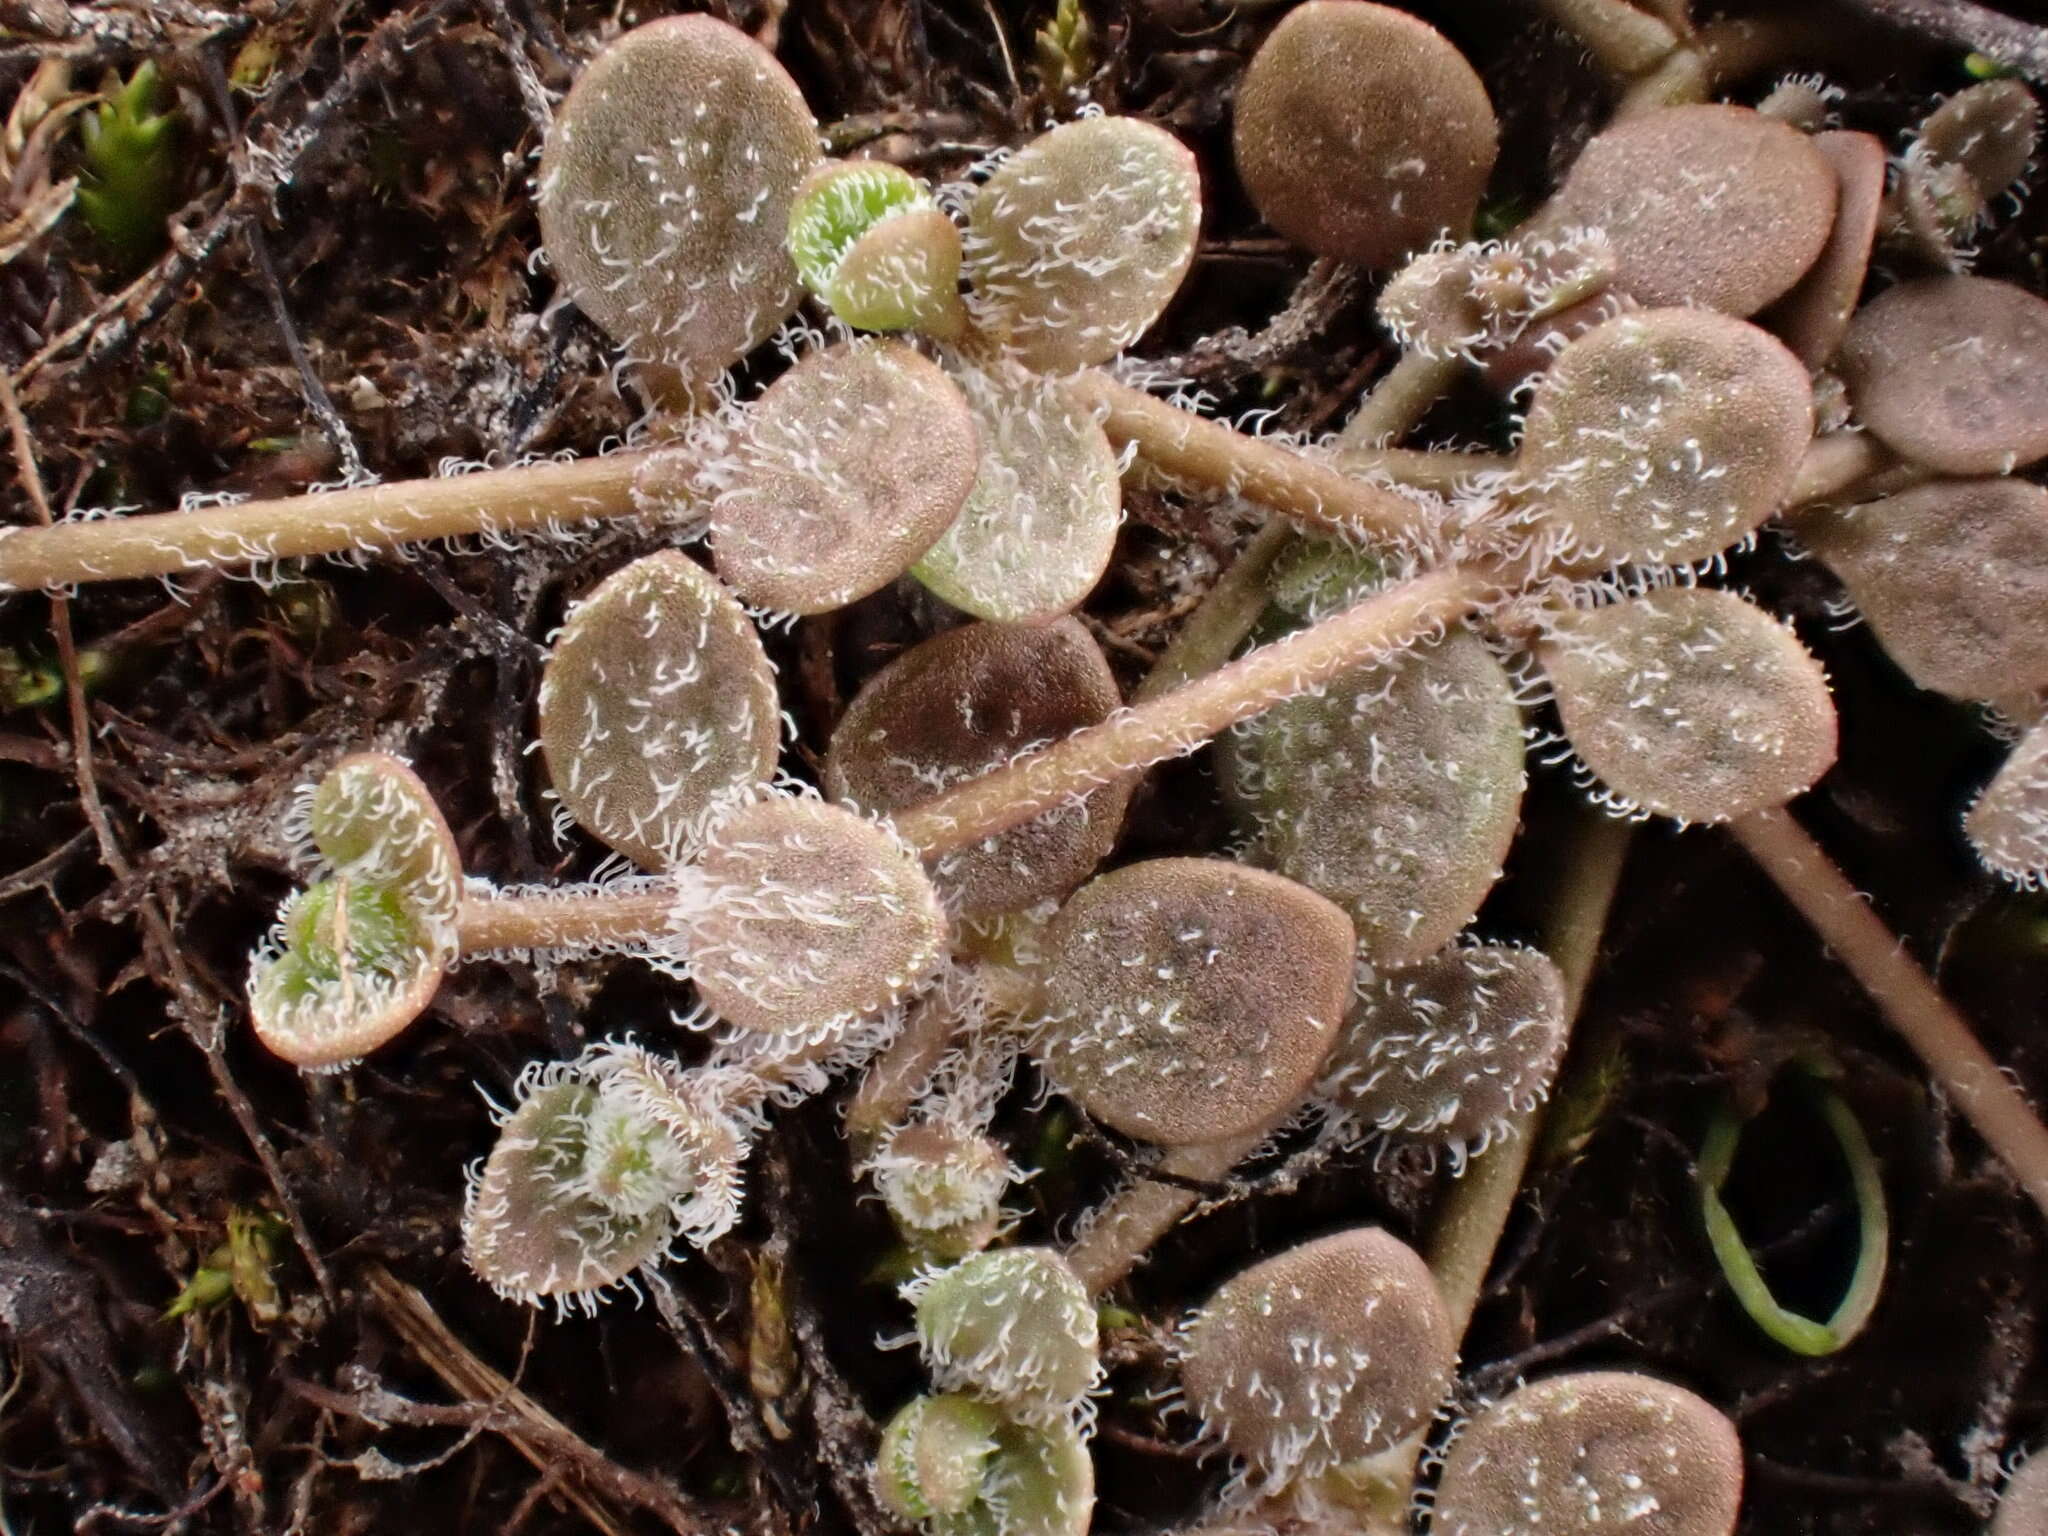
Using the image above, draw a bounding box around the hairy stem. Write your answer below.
[455,884,679,954]
[1065,371,1432,545]
[1335,350,1466,452]
[1065,1131,1266,1294]
[1730,807,2048,1220]
[845,986,967,1155]
[1536,0,1680,77]
[0,452,652,590]
[892,564,1497,857]
[1425,809,1635,1336]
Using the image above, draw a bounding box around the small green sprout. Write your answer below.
[165,1209,288,1325]
[76,62,180,273]
[787,162,966,339]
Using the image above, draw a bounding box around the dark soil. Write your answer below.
[2,3,2047,1533]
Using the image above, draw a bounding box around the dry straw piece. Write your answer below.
[1539,586,1838,825]
[1533,103,1836,318]
[826,618,1129,918]
[1233,0,1498,268]
[964,115,1201,372]
[536,551,781,871]
[1031,858,1356,1146]
[1178,1226,1456,1489]
[1223,626,1526,968]
[248,753,462,1071]
[1430,1370,1743,1536]
[707,338,979,614]
[1517,307,1815,570]
[1838,275,2048,476]
[535,15,820,378]
[1797,477,2048,701]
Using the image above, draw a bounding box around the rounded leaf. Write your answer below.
[249,754,461,1071]
[911,1248,1099,1418]
[1798,478,2048,701]
[911,361,1121,624]
[1995,1451,2048,1536]
[826,618,1128,917]
[1541,587,1836,824]
[964,116,1200,372]
[710,340,978,614]
[1180,1227,1456,1487]
[1432,1371,1743,1536]
[538,552,780,870]
[684,796,948,1038]
[1839,276,2048,476]
[1535,104,1835,318]
[1763,131,1887,370]
[536,16,820,376]
[1969,718,2048,888]
[1321,944,1568,1159]
[1223,627,1526,968]
[1233,1,1497,268]
[1033,859,1355,1145]
[1518,308,1814,569]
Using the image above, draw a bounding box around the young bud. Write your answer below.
[876,1396,1093,1536]
[874,1125,1014,1262]
[1968,716,2048,887]
[788,161,967,337]
[909,1247,1100,1419]
[249,754,461,1070]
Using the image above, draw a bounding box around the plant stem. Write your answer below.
[1065,1130,1265,1294]
[0,451,651,590]
[1424,809,1634,1336]
[1064,372,1432,545]
[1536,0,1680,77]
[455,883,679,954]
[891,564,1497,858]
[1730,807,2048,1221]
[1135,519,1294,703]
[846,985,968,1155]
[1335,350,1466,451]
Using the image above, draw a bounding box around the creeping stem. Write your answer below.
[891,564,1498,857]
[0,452,651,589]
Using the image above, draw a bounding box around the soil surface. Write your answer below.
[2,3,2047,1534]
